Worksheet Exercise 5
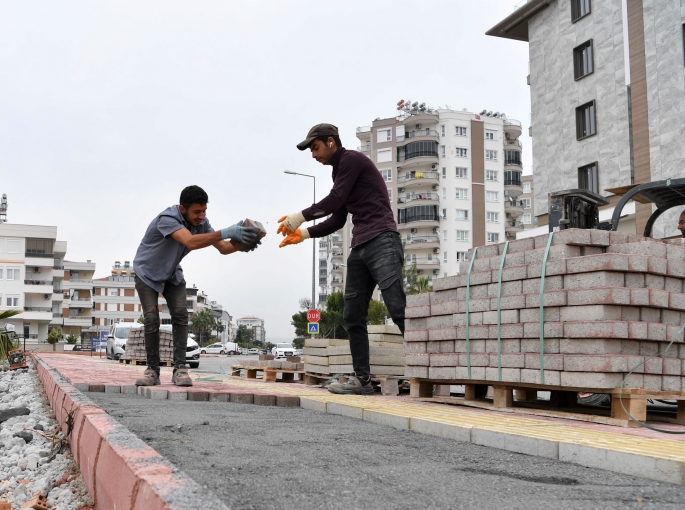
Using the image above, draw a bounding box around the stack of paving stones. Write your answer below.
[120,329,174,362]
[241,358,304,371]
[405,229,685,392]
[304,325,406,376]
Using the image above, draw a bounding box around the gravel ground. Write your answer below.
[0,362,94,509]
[89,392,685,510]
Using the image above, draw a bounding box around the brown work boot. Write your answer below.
[172,367,193,387]
[135,368,160,386]
[328,375,374,395]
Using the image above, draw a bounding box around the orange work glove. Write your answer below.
[277,211,305,237]
[279,228,310,248]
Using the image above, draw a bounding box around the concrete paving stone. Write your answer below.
[639,342,661,357]
[432,275,460,291]
[429,353,460,366]
[253,394,277,406]
[427,315,456,329]
[403,342,427,354]
[520,368,561,386]
[426,341,441,353]
[647,322,667,341]
[431,289,458,304]
[457,284,490,300]
[521,275,564,294]
[590,229,611,246]
[472,243,499,259]
[504,237,536,254]
[73,382,89,391]
[547,228,593,247]
[662,309,682,324]
[666,243,685,260]
[453,312,484,326]
[524,353,564,371]
[438,340,455,353]
[559,338,622,354]
[563,271,625,290]
[523,322,564,338]
[455,269,493,288]
[488,353,525,368]
[276,395,300,407]
[471,428,559,460]
[404,329,428,342]
[454,339,486,353]
[563,321,629,339]
[643,374,663,391]
[454,365,486,379]
[485,339,521,353]
[488,324,524,339]
[406,305,431,318]
[644,357,664,374]
[665,277,684,293]
[667,260,685,278]
[209,391,231,403]
[608,230,630,245]
[104,384,121,394]
[406,317,427,331]
[230,392,254,404]
[149,388,169,400]
[560,371,624,389]
[406,293,430,306]
[667,324,685,342]
[187,390,209,401]
[663,357,681,375]
[524,291,567,309]
[559,305,622,322]
[168,390,188,400]
[562,354,628,373]
[405,354,430,366]
[482,310,520,325]
[580,246,604,256]
[431,299,458,316]
[487,280,523,298]
[489,251,525,269]
[621,306,640,321]
[625,272,645,288]
[520,338,560,353]
[405,366,428,378]
[428,327,457,341]
[485,367,521,383]
[458,297,490,313]
[566,253,631,274]
[607,241,668,258]
[648,288,670,308]
[645,273,665,290]
[524,244,581,265]
[661,375,681,391]
[457,352,490,367]
[646,256,669,275]
[566,287,631,306]
[456,325,490,340]
[472,257,492,272]
[669,292,685,310]
[679,344,685,359]
[428,366,456,379]
[88,384,105,392]
[527,259,567,279]
[519,307,561,323]
[120,385,137,395]
[409,417,472,443]
[497,264,529,282]
[621,340,641,355]
[495,294,527,310]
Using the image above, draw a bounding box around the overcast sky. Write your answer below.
[0,1,531,340]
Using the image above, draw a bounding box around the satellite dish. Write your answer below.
[493,112,500,117]
[487,111,493,116]
[412,102,418,107]
[480,110,487,115]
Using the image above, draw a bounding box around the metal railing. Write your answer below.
[397,171,440,183]
[24,306,52,312]
[505,199,525,208]
[405,258,440,265]
[405,236,440,245]
[25,252,54,258]
[52,312,62,317]
[72,297,92,302]
[504,119,522,127]
[24,280,51,285]
[398,192,440,204]
[504,178,522,187]
[53,265,64,270]
[506,220,524,228]
[357,145,371,152]
[68,279,93,283]
[504,139,522,147]
[398,214,441,225]
[356,126,371,133]
[398,151,439,163]
[397,130,440,142]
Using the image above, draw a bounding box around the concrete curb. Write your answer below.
[32,354,230,510]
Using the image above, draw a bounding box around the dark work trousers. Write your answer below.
[343,231,406,379]
[135,276,188,374]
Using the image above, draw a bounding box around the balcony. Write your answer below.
[24,256,55,267]
[504,138,522,148]
[504,171,523,198]
[405,257,441,271]
[504,199,524,217]
[397,151,439,169]
[356,126,371,139]
[397,171,439,189]
[52,292,64,302]
[397,192,439,205]
[357,144,371,154]
[68,298,92,308]
[64,316,92,327]
[52,312,62,318]
[403,113,439,125]
[503,119,522,138]
[24,306,52,312]
[505,220,524,234]
[22,307,53,321]
[66,279,93,288]
[397,219,440,230]
[397,129,440,143]
[404,236,440,251]
[53,265,65,270]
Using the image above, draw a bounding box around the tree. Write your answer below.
[416,277,431,294]
[191,308,215,346]
[319,292,346,339]
[0,310,22,359]
[47,327,63,352]
[403,262,420,295]
[65,334,78,344]
[235,325,254,346]
[367,299,389,325]
[265,342,275,353]
[291,311,308,338]
[292,337,305,349]
[137,315,145,324]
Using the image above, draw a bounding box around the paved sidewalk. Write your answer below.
[37,353,685,485]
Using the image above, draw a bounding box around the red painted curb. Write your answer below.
[31,354,229,510]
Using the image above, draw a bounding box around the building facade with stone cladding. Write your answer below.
[487,0,685,239]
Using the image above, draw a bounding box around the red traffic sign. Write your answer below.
[307,309,321,323]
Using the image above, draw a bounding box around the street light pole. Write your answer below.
[284,171,316,308]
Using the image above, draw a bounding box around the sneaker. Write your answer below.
[328,375,374,395]
[172,367,193,387]
[135,368,160,387]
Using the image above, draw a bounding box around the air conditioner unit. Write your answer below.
[416,124,422,129]
[417,269,423,274]
[433,269,439,275]
[431,164,437,169]
[432,185,438,190]
[43,294,50,300]
[398,188,404,193]
[433,248,439,254]
[34,267,41,273]
[432,227,438,233]
[410,228,418,234]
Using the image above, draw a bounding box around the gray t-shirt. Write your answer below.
[133,205,214,292]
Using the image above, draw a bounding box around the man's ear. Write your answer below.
[179,204,187,215]
[328,137,336,149]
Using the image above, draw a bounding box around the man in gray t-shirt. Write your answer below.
[133,185,259,387]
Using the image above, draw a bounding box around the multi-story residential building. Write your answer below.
[355,104,524,283]
[317,229,346,305]
[210,301,233,343]
[236,316,265,344]
[60,259,96,337]
[520,174,537,231]
[0,223,66,342]
[487,0,684,238]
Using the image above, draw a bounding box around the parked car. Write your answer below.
[247,348,259,355]
[200,342,226,355]
[186,337,200,369]
[106,322,143,360]
[272,343,296,359]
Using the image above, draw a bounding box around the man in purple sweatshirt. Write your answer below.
[278,123,406,395]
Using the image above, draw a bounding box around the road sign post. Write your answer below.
[307,323,320,335]
[307,309,321,323]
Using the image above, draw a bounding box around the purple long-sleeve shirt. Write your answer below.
[303,148,397,248]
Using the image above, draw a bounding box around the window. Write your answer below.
[486,212,499,223]
[403,140,439,160]
[377,148,392,163]
[487,233,500,244]
[397,205,440,224]
[576,100,597,139]
[574,40,594,80]
[441,125,445,136]
[486,170,498,182]
[455,167,467,178]
[455,126,467,136]
[486,191,499,202]
[485,130,496,140]
[522,198,531,209]
[485,150,497,161]
[377,128,391,143]
[455,148,468,157]
[106,303,117,312]
[0,269,3,279]
[522,182,531,193]
[442,230,447,241]
[442,208,447,219]
[504,150,522,166]
[319,277,327,284]
[441,145,446,157]
[380,168,392,182]
[108,289,118,296]
[504,170,522,186]
[522,214,532,224]
[455,230,469,242]
[443,251,448,262]
[442,188,446,199]
[6,268,20,280]
[456,252,468,262]
[319,268,327,276]
[25,238,54,256]
[571,0,591,22]
[387,188,393,202]
[6,296,19,307]
[578,162,599,193]
[319,259,327,267]
[455,188,468,199]
[455,209,469,220]
[442,167,446,178]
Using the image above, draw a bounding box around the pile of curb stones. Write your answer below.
[0,363,93,509]
[405,229,685,391]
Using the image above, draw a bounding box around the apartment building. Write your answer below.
[0,223,66,341]
[60,259,96,337]
[354,105,524,283]
[317,230,346,305]
[236,316,265,343]
[487,0,685,238]
[210,302,233,343]
[520,174,537,230]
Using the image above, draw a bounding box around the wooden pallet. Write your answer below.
[338,374,410,396]
[230,365,305,383]
[410,377,685,428]
[303,372,339,386]
[119,358,172,367]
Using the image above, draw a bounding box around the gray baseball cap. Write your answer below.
[297,123,339,151]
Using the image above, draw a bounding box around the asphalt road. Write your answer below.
[87,392,685,510]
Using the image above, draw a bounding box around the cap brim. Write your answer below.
[296,136,317,151]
